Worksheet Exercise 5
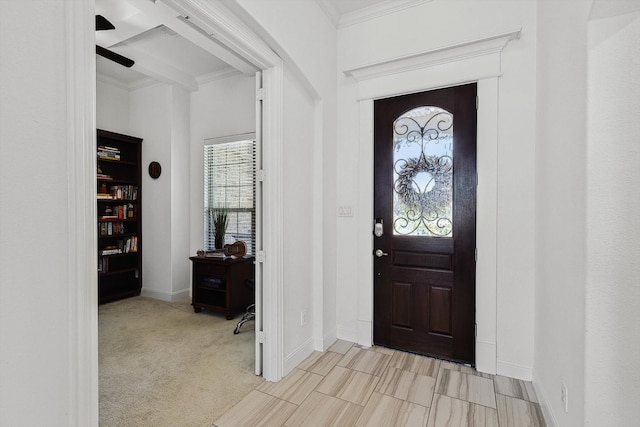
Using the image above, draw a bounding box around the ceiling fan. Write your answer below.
[96,15,135,68]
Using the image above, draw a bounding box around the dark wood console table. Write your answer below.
[189,255,255,319]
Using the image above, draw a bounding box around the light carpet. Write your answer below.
[99,296,263,427]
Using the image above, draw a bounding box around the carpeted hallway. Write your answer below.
[99,296,264,427]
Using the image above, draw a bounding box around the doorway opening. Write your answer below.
[92,0,284,424]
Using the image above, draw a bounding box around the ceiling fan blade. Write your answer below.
[96,46,135,68]
[96,15,115,31]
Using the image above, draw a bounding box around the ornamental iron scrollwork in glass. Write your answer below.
[393,106,453,237]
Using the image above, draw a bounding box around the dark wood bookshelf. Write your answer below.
[98,158,137,166]
[97,129,142,304]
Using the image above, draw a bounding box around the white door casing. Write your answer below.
[254,71,264,376]
[345,29,521,375]
[68,1,286,425]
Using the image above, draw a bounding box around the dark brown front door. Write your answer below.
[373,84,477,364]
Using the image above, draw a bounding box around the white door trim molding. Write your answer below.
[350,31,520,374]
[344,29,520,83]
[65,1,98,425]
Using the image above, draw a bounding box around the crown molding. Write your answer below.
[97,67,244,91]
[128,76,162,91]
[344,29,522,82]
[196,67,242,85]
[589,0,640,20]
[339,0,431,28]
[96,73,130,91]
[315,0,341,27]
[96,72,157,92]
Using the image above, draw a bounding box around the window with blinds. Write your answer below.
[204,139,256,254]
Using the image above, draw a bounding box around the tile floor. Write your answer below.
[214,340,545,427]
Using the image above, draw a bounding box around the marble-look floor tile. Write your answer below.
[496,394,546,427]
[373,345,396,356]
[426,394,499,427]
[356,392,429,427]
[376,367,436,407]
[436,369,497,409]
[494,375,538,403]
[316,366,379,405]
[389,352,440,377]
[284,391,362,427]
[297,350,343,376]
[214,390,297,427]
[327,339,354,354]
[439,361,493,379]
[338,346,392,376]
[214,346,547,427]
[257,368,323,405]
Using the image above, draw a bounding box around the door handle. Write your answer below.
[374,249,388,257]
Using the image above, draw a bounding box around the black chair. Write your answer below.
[233,278,255,334]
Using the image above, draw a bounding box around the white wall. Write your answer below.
[189,73,256,256]
[96,78,130,134]
[129,84,175,300]
[534,2,590,425]
[337,0,537,378]
[170,87,191,298]
[0,1,89,424]
[281,67,317,371]
[585,7,640,426]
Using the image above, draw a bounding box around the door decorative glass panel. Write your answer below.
[393,106,453,237]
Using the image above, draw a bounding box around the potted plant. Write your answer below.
[211,207,228,249]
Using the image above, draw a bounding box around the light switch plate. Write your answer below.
[338,205,353,217]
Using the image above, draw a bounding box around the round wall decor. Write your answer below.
[148,161,162,179]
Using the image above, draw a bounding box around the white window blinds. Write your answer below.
[204,139,256,253]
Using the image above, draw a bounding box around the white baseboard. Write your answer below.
[315,328,337,351]
[497,359,533,381]
[284,337,315,375]
[533,380,559,427]
[476,340,497,375]
[337,325,359,343]
[141,287,190,302]
[357,320,372,347]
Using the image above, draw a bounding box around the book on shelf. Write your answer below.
[109,185,138,200]
[98,145,120,154]
[99,257,107,273]
[119,236,138,253]
[99,203,136,220]
[99,222,126,236]
[98,145,119,152]
[98,146,121,160]
[97,193,114,200]
[100,248,123,256]
[98,152,121,161]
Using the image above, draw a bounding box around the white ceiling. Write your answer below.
[95,0,390,88]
